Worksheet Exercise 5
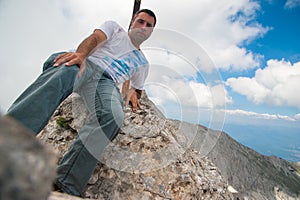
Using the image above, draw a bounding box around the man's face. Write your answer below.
[129,12,155,44]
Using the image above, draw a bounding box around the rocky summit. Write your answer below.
[2,91,298,200]
[38,93,233,199]
[37,93,300,200]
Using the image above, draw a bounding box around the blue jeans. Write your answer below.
[7,52,124,196]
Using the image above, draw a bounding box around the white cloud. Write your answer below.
[0,0,268,112]
[0,0,131,112]
[145,77,231,128]
[215,108,300,129]
[285,0,300,9]
[143,47,231,110]
[211,46,263,71]
[294,113,300,120]
[210,84,233,107]
[222,109,296,121]
[226,59,300,108]
[142,0,268,70]
[145,77,231,109]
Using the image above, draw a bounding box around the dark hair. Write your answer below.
[134,9,157,27]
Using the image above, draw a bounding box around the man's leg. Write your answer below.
[55,74,124,196]
[6,53,79,134]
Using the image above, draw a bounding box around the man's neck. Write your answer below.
[128,33,142,49]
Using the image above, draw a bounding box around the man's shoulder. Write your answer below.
[102,20,125,32]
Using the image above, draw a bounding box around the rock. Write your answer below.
[291,162,300,177]
[48,192,93,200]
[0,116,56,200]
[38,93,233,199]
[38,92,300,200]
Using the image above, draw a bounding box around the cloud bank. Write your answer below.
[226,60,300,109]
[142,0,268,71]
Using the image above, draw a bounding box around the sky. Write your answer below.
[0,0,299,159]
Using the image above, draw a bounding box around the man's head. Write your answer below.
[132,9,157,28]
[128,9,156,48]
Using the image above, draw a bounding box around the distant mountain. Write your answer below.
[192,124,300,199]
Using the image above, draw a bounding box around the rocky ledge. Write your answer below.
[37,93,233,199]
[1,92,299,200]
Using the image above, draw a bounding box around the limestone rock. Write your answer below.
[0,116,56,200]
[38,93,233,199]
[48,192,92,200]
[37,92,300,200]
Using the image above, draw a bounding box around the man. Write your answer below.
[7,9,156,196]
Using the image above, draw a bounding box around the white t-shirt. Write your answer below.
[87,21,149,90]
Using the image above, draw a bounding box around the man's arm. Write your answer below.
[53,29,107,73]
[122,80,130,99]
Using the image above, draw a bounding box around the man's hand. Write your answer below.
[52,29,107,78]
[53,52,85,67]
[53,52,86,77]
[129,91,141,112]
[125,87,141,112]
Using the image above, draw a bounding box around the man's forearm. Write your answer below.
[76,35,99,58]
[76,30,107,58]
[53,30,107,67]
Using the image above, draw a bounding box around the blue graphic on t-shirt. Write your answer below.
[107,49,148,80]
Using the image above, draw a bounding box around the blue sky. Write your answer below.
[0,0,299,160]
[223,0,300,117]
[250,0,300,63]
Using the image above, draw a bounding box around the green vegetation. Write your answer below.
[56,116,71,129]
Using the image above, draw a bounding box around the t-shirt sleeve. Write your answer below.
[130,65,149,90]
[97,21,123,40]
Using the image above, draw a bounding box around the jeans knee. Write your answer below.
[95,108,124,141]
[52,65,79,87]
[43,52,66,71]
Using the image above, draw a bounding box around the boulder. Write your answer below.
[0,116,56,200]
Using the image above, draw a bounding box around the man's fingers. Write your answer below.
[130,94,141,112]
[124,88,142,112]
[53,53,76,67]
[131,99,138,112]
[65,59,77,66]
[54,53,68,66]
[53,53,66,63]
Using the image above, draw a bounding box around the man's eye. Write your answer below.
[146,23,153,27]
[137,19,153,27]
[137,19,144,24]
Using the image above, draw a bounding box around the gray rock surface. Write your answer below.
[48,192,90,200]
[0,116,56,200]
[38,93,233,199]
[192,122,300,200]
[37,93,300,199]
